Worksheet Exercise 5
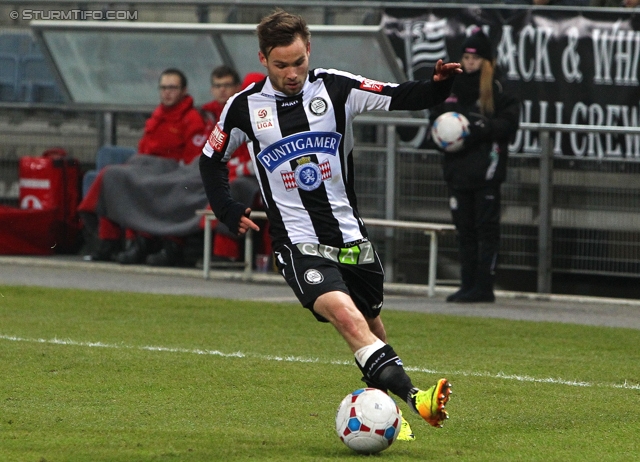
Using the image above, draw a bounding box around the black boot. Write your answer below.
[446,260,476,302]
[446,288,469,302]
[456,286,495,303]
[88,239,121,262]
[454,233,498,303]
[116,237,152,265]
[456,264,495,303]
[146,240,182,267]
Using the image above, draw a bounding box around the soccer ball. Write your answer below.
[335,388,401,454]
[431,111,470,153]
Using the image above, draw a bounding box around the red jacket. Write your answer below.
[201,99,224,133]
[201,100,253,182]
[138,95,206,164]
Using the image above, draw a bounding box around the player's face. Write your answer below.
[259,36,310,96]
[158,74,186,107]
[461,53,483,73]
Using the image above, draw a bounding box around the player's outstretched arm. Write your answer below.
[433,59,462,82]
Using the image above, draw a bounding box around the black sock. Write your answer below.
[356,344,415,401]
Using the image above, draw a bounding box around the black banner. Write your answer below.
[383,7,640,160]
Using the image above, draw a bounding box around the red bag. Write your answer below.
[17,148,81,252]
[0,206,58,255]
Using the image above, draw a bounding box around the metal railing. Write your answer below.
[520,122,640,293]
[1,105,639,293]
[351,115,640,293]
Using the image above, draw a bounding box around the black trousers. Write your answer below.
[448,184,501,292]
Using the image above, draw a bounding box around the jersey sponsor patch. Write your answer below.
[297,241,375,265]
[208,124,227,152]
[281,160,332,191]
[257,131,342,172]
[359,78,385,92]
[254,107,274,131]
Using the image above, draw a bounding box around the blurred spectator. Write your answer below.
[428,29,520,303]
[200,69,267,262]
[79,68,206,263]
[201,65,241,131]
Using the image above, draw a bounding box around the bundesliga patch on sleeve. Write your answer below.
[359,79,385,92]
[208,124,228,152]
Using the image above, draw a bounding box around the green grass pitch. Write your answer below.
[1,285,639,461]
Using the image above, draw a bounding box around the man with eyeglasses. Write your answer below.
[82,68,207,264]
[138,68,206,165]
[200,66,268,262]
[202,65,242,122]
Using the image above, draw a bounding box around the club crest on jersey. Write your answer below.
[359,78,385,92]
[257,131,342,172]
[309,97,327,115]
[254,107,274,131]
[208,124,227,152]
[281,158,332,192]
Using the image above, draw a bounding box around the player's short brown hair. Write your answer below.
[256,9,310,58]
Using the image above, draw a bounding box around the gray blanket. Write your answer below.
[97,155,260,237]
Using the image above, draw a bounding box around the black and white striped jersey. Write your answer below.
[200,68,453,250]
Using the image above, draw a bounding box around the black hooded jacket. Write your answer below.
[429,70,520,189]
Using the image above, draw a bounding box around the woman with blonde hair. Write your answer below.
[430,28,520,303]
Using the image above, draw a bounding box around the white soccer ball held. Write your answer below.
[431,111,471,153]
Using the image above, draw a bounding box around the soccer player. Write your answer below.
[199,9,461,440]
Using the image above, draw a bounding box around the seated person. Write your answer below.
[200,68,268,262]
[79,68,207,264]
[201,65,242,131]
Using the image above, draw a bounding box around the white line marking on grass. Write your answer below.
[2,333,639,391]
